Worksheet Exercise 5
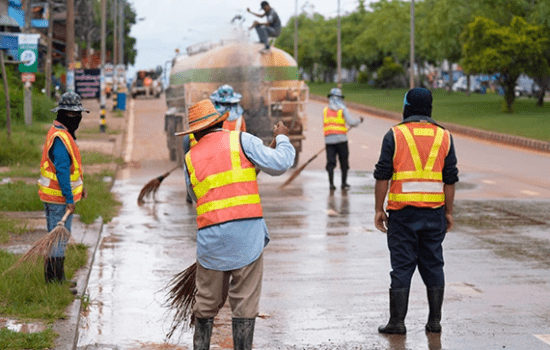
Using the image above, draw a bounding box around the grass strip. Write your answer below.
[0,216,30,244]
[308,83,550,142]
[0,244,87,320]
[0,327,57,350]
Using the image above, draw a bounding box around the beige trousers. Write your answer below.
[194,254,263,319]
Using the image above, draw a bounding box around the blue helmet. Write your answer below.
[210,85,242,104]
[327,87,344,99]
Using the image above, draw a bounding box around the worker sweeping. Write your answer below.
[175,100,294,350]
[323,87,363,190]
[38,92,88,288]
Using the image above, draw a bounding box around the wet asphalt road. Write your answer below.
[76,97,550,350]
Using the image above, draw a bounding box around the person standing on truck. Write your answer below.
[247,1,281,54]
[323,87,363,191]
[176,100,295,350]
[210,84,247,132]
[373,87,459,335]
[38,92,89,290]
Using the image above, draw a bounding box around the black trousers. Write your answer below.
[386,206,447,289]
[325,141,349,172]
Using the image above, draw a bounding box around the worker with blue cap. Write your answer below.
[373,87,459,335]
[210,84,247,132]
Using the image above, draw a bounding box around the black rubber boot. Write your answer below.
[328,170,336,190]
[232,318,255,350]
[44,257,56,283]
[193,317,213,350]
[341,169,350,190]
[425,286,444,333]
[378,288,409,335]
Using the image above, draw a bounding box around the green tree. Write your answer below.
[461,16,549,112]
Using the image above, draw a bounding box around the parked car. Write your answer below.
[131,69,163,99]
[452,76,484,93]
[515,75,540,97]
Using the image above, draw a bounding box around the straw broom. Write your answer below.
[138,165,180,204]
[4,210,72,275]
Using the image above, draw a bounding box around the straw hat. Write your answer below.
[175,99,229,136]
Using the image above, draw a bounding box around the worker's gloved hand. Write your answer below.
[273,121,289,137]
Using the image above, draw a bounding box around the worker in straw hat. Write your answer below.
[38,91,89,288]
[176,99,295,350]
[182,84,248,204]
[323,87,363,191]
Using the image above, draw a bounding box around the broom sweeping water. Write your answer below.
[138,165,180,204]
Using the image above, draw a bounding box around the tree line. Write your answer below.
[275,0,550,111]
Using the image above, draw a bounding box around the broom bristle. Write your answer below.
[137,178,162,204]
[3,226,71,275]
[164,262,198,339]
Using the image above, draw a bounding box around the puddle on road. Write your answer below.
[454,200,550,267]
[0,318,46,333]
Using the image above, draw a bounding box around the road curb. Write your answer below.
[310,94,550,153]
[52,217,104,350]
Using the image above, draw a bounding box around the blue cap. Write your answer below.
[210,85,242,104]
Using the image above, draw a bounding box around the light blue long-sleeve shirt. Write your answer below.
[184,130,295,271]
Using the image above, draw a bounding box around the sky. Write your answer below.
[127,0,379,78]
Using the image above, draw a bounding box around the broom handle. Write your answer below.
[58,209,72,225]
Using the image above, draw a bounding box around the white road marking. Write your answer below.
[362,145,369,149]
[123,99,135,163]
[534,334,550,345]
[481,180,496,184]
[521,190,539,196]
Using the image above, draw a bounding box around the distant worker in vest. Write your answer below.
[247,1,281,54]
[323,87,363,191]
[373,87,459,335]
[176,100,295,350]
[38,92,89,289]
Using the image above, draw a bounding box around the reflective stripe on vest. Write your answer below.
[189,133,198,148]
[185,130,262,229]
[387,122,450,210]
[323,107,347,136]
[38,122,84,204]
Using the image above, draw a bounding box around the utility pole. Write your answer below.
[293,0,298,63]
[0,51,11,139]
[336,0,342,86]
[23,0,32,125]
[45,0,53,98]
[410,0,415,89]
[66,0,75,92]
[119,0,124,65]
[100,0,106,133]
[112,0,118,110]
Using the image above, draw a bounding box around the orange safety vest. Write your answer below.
[223,115,247,132]
[387,122,450,210]
[323,107,347,136]
[185,130,263,229]
[38,121,84,204]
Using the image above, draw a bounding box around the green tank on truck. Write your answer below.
[164,40,309,166]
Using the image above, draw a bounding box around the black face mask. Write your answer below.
[56,112,82,139]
